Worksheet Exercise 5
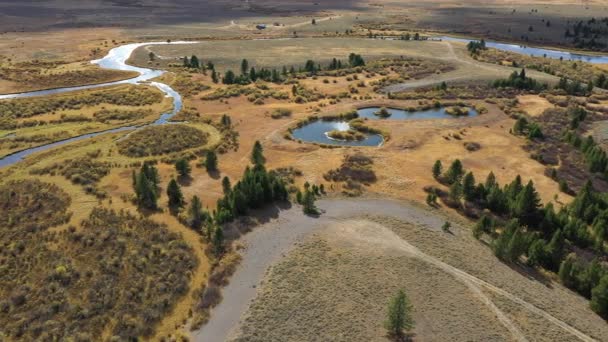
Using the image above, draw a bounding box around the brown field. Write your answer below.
[2,0,608,339]
[231,215,608,341]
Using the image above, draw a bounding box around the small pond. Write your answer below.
[290,106,477,147]
[357,106,478,120]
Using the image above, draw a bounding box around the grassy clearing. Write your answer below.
[132,38,451,71]
[232,216,608,341]
[117,124,210,157]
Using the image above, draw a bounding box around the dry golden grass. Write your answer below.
[517,94,555,117]
[232,216,608,341]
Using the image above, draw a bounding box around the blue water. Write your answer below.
[0,41,196,168]
[357,106,478,120]
[292,106,477,147]
[441,36,608,64]
[291,120,384,147]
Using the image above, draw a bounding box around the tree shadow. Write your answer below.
[177,175,193,186]
[223,201,293,240]
[504,261,554,288]
[207,169,221,180]
[387,332,416,342]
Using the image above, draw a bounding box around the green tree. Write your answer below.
[302,189,318,215]
[432,160,443,179]
[462,172,476,201]
[175,158,191,178]
[188,195,206,231]
[190,55,200,68]
[223,70,236,84]
[449,180,463,204]
[205,150,218,172]
[512,181,542,227]
[212,225,224,256]
[591,275,608,318]
[222,176,231,195]
[211,70,219,83]
[473,215,493,239]
[134,164,159,210]
[445,159,464,184]
[167,178,184,209]
[241,59,249,75]
[251,140,265,166]
[385,289,414,338]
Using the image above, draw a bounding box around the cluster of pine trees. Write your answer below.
[183,55,201,69]
[467,39,487,55]
[493,69,547,91]
[220,53,365,85]
[432,159,608,317]
[556,76,593,95]
[214,141,288,224]
[564,132,608,175]
[512,116,543,139]
[132,163,161,210]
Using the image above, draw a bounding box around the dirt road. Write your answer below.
[191,197,599,342]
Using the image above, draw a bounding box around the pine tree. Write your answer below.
[222,176,231,195]
[445,159,464,184]
[512,180,542,227]
[188,195,206,231]
[251,140,265,166]
[591,275,608,318]
[205,150,218,172]
[385,289,414,337]
[473,215,493,239]
[167,178,184,209]
[462,172,476,201]
[190,55,200,68]
[223,70,236,84]
[212,225,224,256]
[432,160,442,179]
[241,59,249,75]
[183,56,190,68]
[302,189,317,215]
[175,158,191,178]
[211,70,219,83]
[449,180,463,204]
[134,164,159,209]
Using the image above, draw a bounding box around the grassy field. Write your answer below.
[0,84,172,157]
[232,216,608,341]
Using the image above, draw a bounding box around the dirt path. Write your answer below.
[190,198,449,342]
[383,41,558,93]
[191,197,598,342]
[338,221,596,342]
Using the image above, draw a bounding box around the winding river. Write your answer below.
[441,36,608,64]
[0,41,196,168]
[2,36,608,168]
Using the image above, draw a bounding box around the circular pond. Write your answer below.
[290,106,477,147]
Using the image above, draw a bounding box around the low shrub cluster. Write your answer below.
[0,179,197,340]
[117,124,209,157]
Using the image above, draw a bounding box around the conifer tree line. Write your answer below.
[493,68,547,91]
[214,141,288,224]
[130,142,289,257]
[432,159,608,317]
[183,53,365,85]
[512,116,544,139]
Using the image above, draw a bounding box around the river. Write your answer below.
[0,41,196,168]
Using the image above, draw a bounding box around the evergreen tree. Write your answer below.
[221,114,232,127]
[249,67,257,81]
[462,172,476,201]
[223,70,236,84]
[190,55,200,68]
[241,59,249,75]
[512,181,542,227]
[205,150,218,172]
[222,176,231,195]
[188,195,206,231]
[385,289,414,337]
[527,238,549,267]
[212,225,224,256]
[432,160,443,179]
[546,229,565,271]
[302,189,317,215]
[473,215,493,239]
[445,159,464,184]
[211,70,219,83]
[591,275,608,318]
[167,178,184,209]
[449,181,463,204]
[183,56,190,68]
[251,140,265,166]
[175,158,191,178]
[133,163,160,210]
